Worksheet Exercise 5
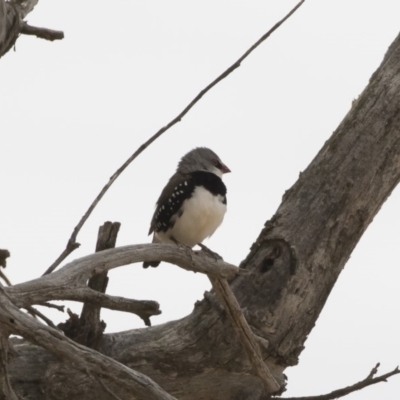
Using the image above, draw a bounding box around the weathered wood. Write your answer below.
[0,0,62,60]
[210,276,281,394]
[0,334,18,400]
[6,25,400,400]
[68,222,121,347]
[5,243,244,309]
[0,1,19,59]
[0,285,176,400]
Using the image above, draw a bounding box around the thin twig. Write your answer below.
[25,306,59,330]
[39,302,65,312]
[42,0,306,275]
[209,276,281,394]
[278,363,400,400]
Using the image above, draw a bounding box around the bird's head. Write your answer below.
[178,147,231,177]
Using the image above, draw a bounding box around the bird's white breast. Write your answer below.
[158,186,226,247]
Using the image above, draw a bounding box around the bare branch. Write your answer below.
[278,363,400,400]
[25,305,59,330]
[20,286,161,324]
[20,22,64,41]
[6,244,244,322]
[39,302,65,312]
[76,288,161,326]
[67,222,122,347]
[0,284,176,400]
[210,277,281,394]
[43,0,306,275]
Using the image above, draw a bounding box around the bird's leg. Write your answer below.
[170,235,190,252]
[197,243,223,261]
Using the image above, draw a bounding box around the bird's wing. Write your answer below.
[148,172,194,235]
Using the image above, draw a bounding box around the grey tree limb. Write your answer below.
[3,244,243,324]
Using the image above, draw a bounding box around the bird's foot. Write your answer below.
[197,243,223,261]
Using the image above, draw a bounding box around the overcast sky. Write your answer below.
[1,0,400,398]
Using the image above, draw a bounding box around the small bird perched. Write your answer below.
[143,147,230,268]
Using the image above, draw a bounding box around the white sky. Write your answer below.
[1,0,400,398]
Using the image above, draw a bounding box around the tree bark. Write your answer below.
[0,0,62,60]
[5,24,400,400]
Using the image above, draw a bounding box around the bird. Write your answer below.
[143,147,230,268]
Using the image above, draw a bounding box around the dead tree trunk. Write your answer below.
[3,12,400,400]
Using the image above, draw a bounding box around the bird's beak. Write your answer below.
[221,163,231,174]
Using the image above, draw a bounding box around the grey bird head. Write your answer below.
[177,147,231,177]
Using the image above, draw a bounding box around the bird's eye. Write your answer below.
[212,159,222,169]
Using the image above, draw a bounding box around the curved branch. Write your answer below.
[5,244,245,307]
